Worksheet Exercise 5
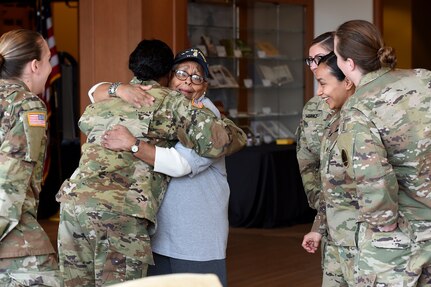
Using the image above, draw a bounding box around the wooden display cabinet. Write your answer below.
[187,0,313,141]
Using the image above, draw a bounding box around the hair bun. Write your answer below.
[378,46,397,69]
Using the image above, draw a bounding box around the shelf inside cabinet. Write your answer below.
[187,0,311,141]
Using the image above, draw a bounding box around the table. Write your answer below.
[226,143,316,228]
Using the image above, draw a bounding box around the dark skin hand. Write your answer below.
[101,124,156,166]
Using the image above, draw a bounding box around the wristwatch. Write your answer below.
[131,139,141,153]
[108,82,122,97]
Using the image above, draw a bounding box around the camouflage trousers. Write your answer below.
[321,239,357,287]
[355,222,411,287]
[0,254,61,287]
[405,240,431,287]
[400,220,431,287]
[58,203,154,287]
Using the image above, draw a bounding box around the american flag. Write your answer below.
[37,0,61,183]
[28,112,47,127]
[38,0,61,112]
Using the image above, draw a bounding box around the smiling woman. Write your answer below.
[298,31,360,287]
[169,48,209,100]
[314,52,355,110]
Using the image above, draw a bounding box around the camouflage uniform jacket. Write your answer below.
[296,96,334,232]
[315,111,359,246]
[0,79,55,258]
[56,79,246,234]
[337,68,431,230]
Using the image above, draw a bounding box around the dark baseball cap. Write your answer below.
[173,48,209,78]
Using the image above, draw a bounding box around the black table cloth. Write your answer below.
[226,143,316,228]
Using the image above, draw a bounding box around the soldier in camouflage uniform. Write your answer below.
[55,39,246,287]
[302,52,358,287]
[335,20,431,286]
[297,31,335,213]
[0,30,61,286]
[298,32,345,286]
[303,52,358,286]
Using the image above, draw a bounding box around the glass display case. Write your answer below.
[187,0,312,144]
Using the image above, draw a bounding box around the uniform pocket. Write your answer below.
[106,222,154,265]
[102,219,153,283]
[371,228,411,249]
[398,218,431,243]
[8,270,61,287]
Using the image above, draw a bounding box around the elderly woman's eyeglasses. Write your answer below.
[305,54,325,66]
[174,70,205,85]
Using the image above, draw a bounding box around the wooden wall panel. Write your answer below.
[79,0,143,142]
[79,0,142,112]
[78,0,95,116]
[412,0,431,70]
[79,0,186,126]
[141,0,188,53]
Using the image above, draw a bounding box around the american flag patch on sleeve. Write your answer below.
[27,112,47,127]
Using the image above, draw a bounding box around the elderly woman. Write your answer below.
[90,48,239,287]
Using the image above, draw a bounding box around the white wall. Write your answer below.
[314,0,373,36]
[310,0,373,93]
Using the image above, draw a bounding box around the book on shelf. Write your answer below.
[219,38,253,57]
[208,65,239,88]
[250,120,295,140]
[219,39,235,57]
[196,45,208,56]
[255,41,279,57]
[215,45,227,57]
[258,64,294,86]
[201,35,218,56]
[235,39,253,57]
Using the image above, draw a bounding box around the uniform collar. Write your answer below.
[0,78,31,92]
[130,77,160,87]
[356,67,392,91]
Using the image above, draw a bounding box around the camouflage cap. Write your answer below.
[174,48,209,78]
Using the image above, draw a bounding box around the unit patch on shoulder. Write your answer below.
[27,112,47,127]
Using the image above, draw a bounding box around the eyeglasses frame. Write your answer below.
[304,54,325,66]
[173,69,206,85]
